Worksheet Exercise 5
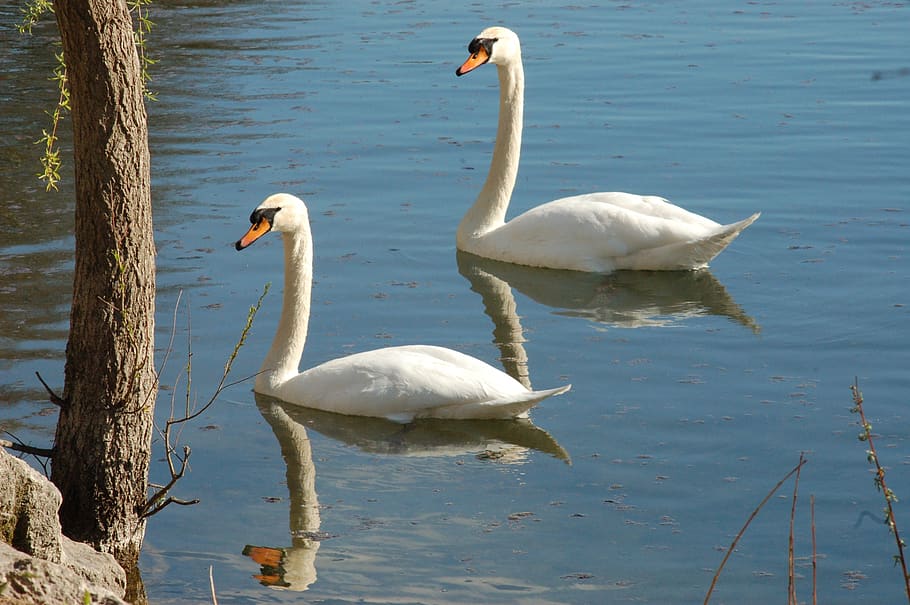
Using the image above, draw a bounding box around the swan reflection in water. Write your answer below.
[242,397,324,591]
[243,393,569,591]
[457,250,760,336]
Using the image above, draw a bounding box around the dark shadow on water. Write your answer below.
[243,393,570,591]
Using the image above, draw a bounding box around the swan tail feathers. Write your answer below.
[418,383,571,420]
[722,212,761,238]
[695,211,761,265]
[615,212,759,270]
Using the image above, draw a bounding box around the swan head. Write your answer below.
[236,193,310,250]
[455,26,521,76]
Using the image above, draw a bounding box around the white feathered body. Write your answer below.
[262,344,569,422]
[237,193,570,422]
[462,191,760,272]
[455,26,759,272]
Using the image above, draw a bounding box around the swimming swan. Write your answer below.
[235,193,570,421]
[455,26,760,272]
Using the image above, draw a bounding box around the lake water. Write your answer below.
[2,1,909,603]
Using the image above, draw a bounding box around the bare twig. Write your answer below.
[34,371,66,407]
[175,283,269,426]
[209,565,218,605]
[141,285,268,518]
[1,431,53,477]
[1,436,55,459]
[140,495,201,518]
[155,289,183,397]
[139,445,195,518]
[811,494,817,605]
[704,457,808,605]
[788,452,806,605]
[851,378,910,602]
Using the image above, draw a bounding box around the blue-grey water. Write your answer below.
[2,1,909,603]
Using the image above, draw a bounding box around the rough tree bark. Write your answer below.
[50,0,156,572]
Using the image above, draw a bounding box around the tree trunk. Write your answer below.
[50,0,156,571]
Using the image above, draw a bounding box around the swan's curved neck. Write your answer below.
[458,58,524,244]
[259,230,313,390]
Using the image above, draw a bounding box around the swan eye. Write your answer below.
[457,38,497,76]
[236,207,281,250]
[249,207,280,225]
[467,37,497,56]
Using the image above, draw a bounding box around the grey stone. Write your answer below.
[0,450,62,562]
[0,541,128,605]
[1,449,127,603]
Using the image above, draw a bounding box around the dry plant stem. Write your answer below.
[811,494,817,605]
[156,289,183,401]
[170,283,269,427]
[703,457,808,605]
[141,285,269,518]
[209,565,218,605]
[851,378,910,602]
[788,452,806,605]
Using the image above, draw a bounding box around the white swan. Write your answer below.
[235,193,570,422]
[455,26,760,272]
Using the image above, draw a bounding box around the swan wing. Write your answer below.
[270,345,569,421]
[564,192,721,227]
[469,192,758,272]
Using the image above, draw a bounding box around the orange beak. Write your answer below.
[243,545,288,587]
[235,217,272,250]
[243,545,284,567]
[456,45,490,76]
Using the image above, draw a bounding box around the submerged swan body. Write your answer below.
[236,193,570,422]
[455,26,760,272]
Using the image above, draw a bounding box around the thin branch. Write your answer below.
[788,452,806,605]
[704,457,808,605]
[1,437,55,459]
[34,371,66,407]
[169,283,269,427]
[155,289,183,397]
[183,297,193,422]
[1,431,54,478]
[851,378,910,602]
[219,370,268,393]
[140,495,201,518]
[142,285,269,518]
[809,494,818,605]
[140,445,193,518]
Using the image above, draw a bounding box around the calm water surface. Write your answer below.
[2,1,909,603]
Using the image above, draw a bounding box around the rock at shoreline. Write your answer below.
[1,448,128,604]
